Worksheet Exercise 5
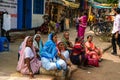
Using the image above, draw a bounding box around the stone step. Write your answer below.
[9,72,55,80]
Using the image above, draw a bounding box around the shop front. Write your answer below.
[62,0,80,28]
[45,0,65,22]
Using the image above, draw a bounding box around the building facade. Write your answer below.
[18,0,45,30]
[0,0,17,36]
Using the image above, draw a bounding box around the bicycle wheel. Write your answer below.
[93,25,101,36]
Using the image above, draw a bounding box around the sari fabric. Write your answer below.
[33,34,43,56]
[85,41,99,67]
[16,36,41,74]
[78,15,87,39]
[41,33,67,70]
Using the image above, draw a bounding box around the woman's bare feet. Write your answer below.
[29,72,34,79]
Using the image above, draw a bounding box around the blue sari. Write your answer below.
[41,33,58,59]
[41,33,67,70]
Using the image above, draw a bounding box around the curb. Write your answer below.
[103,45,112,53]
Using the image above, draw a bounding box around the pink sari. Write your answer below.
[16,36,41,74]
[77,15,87,40]
[85,41,100,67]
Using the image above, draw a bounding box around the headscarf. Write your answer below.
[41,33,58,59]
[33,34,41,49]
[17,36,36,71]
[61,35,68,48]
[57,41,65,50]
[48,32,53,40]
[33,34,43,55]
[19,36,30,54]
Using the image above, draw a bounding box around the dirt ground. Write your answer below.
[0,27,120,80]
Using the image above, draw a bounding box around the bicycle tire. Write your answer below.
[93,25,101,36]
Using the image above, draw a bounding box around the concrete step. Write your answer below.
[8,72,55,80]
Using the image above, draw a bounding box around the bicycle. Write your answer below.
[92,21,112,36]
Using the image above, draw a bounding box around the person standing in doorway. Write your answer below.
[111,8,120,55]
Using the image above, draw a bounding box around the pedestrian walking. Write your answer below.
[111,8,120,55]
[88,12,95,30]
[77,11,88,40]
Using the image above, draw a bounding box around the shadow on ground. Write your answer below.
[71,57,120,80]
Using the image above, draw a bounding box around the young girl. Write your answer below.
[57,41,77,77]
[57,41,72,67]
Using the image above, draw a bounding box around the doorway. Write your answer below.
[0,11,4,36]
[17,0,32,30]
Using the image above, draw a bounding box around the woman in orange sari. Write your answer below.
[85,35,102,67]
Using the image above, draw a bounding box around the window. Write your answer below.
[33,0,44,14]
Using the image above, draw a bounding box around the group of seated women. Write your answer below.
[16,31,102,78]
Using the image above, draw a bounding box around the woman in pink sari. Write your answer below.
[85,35,102,67]
[77,11,88,40]
[16,36,41,78]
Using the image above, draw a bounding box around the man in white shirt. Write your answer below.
[111,8,120,55]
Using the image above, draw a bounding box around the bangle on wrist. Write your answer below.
[29,69,32,73]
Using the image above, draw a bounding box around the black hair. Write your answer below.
[35,29,41,34]
[75,37,79,43]
[63,31,69,36]
[51,32,57,41]
[83,11,88,17]
[87,35,93,39]
[114,8,120,14]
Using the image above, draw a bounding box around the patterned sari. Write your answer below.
[85,41,100,67]
[77,15,87,40]
[16,36,41,74]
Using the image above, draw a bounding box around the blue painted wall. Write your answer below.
[17,0,23,29]
[17,0,32,30]
[25,0,32,29]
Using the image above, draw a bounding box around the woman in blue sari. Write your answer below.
[41,33,67,70]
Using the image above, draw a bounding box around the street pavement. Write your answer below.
[0,27,120,80]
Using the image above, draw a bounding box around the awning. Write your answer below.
[62,0,80,8]
[92,5,112,9]
[49,0,64,5]
[92,2,112,9]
